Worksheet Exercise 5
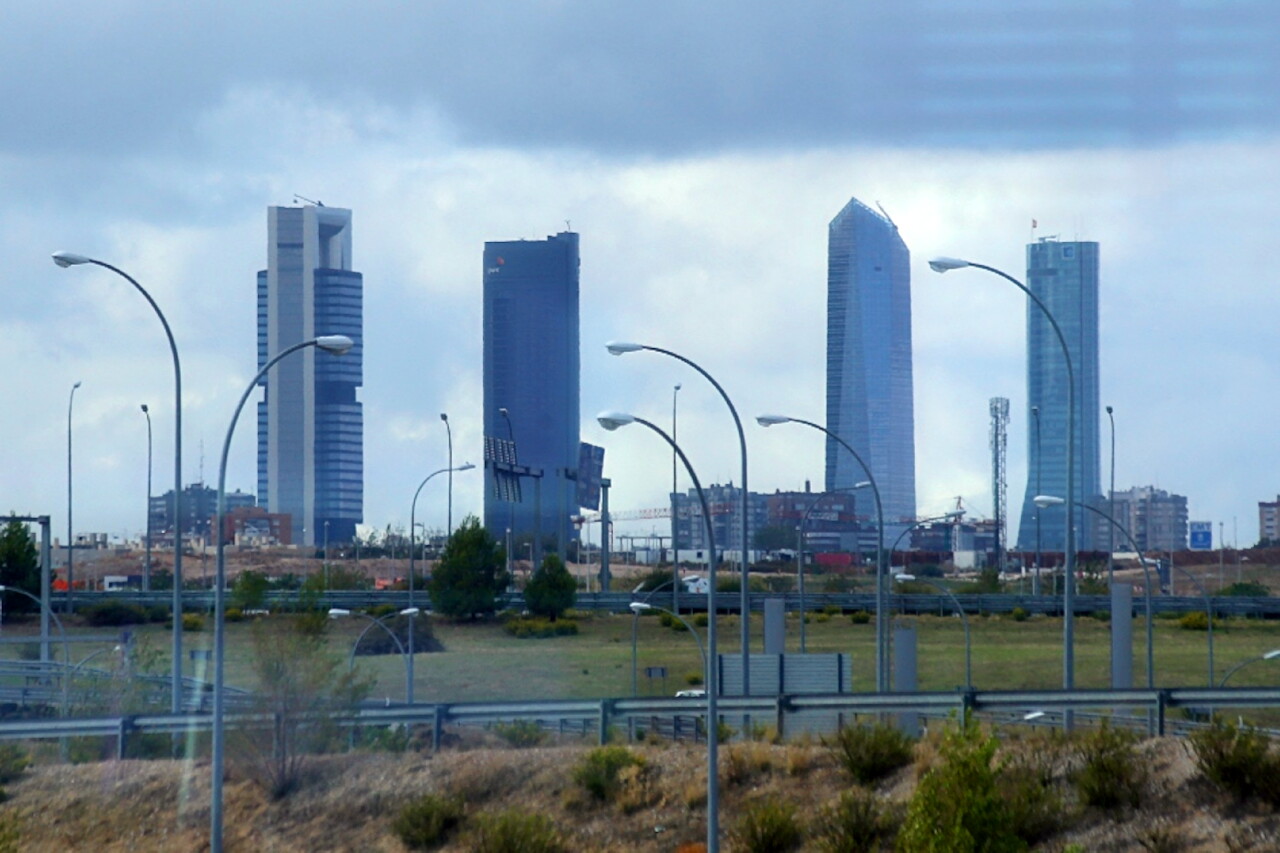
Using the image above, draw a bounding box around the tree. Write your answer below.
[231,569,270,611]
[523,553,577,621]
[0,518,39,612]
[427,516,509,619]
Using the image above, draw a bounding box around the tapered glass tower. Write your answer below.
[257,204,364,546]
[825,198,916,536]
[1015,238,1100,552]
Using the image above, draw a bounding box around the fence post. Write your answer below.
[432,704,445,753]
[598,700,611,745]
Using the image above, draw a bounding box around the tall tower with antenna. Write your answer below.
[990,397,1009,572]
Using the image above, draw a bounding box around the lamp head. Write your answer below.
[674,383,682,392]
[928,257,971,273]
[440,412,448,422]
[72,380,82,390]
[1106,405,1113,415]
[1264,649,1280,660]
[140,404,148,414]
[755,414,792,427]
[597,411,635,431]
[327,608,351,618]
[52,251,93,268]
[458,462,476,472]
[1031,405,1039,415]
[400,607,421,617]
[854,480,871,490]
[1033,494,1066,509]
[895,573,916,582]
[315,335,354,355]
[605,341,644,356]
[629,602,652,613]
[498,407,509,417]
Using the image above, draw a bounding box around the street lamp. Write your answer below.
[141,404,153,592]
[440,414,454,534]
[629,601,708,696]
[66,380,81,614]
[793,483,869,653]
[1035,495,1153,699]
[329,607,420,703]
[212,334,353,853]
[598,410,721,853]
[0,586,71,717]
[1106,405,1116,586]
[608,342,752,699]
[54,251,187,716]
[409,462,474,703]
[498,407,516,575]
[671,382,682,616]
[1031,404,1042,595]
[894,574,971,689]
[1219,649,1280,687]
[931,257,1077,724]
[756,414,887,693]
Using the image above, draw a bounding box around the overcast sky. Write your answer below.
[3,1,1278,550]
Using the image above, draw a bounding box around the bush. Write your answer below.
[1189,719,1280,805]
[999,744,1065,845]
[1073,722,1145,811]
[502,617,579,639]
[0,745,28,784]
[897,721,1024,853]
[392,793,465,849]
[849,610,871,625]
[572,746,644,802]
[659,612,687,632]
[471,809,566,853]
[826,722,915,785]
[684,671,704,686]
[814,788,892,853]
[492,719,548,748]
[1179,611,1212,631]
[731,798,803,853]
[1010,607,1029,622]
[523,553,577,620]
[224,607,245,623]
[182,613,205,632]
[82,602,149,627]
[693,612,709,627]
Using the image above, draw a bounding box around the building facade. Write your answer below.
[825,198,917,540]
[1015,238,1102,552]
[1259,496,1280,546]
[1103,486,1188,553]
[482,231,580,552]
[256,204,364,547]
[149,483,255,540]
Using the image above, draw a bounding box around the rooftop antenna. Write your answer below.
[293,194,324,207]
[875,201,898,230]
[565,220,572,231]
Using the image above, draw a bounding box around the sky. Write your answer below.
[3,1,1279,551]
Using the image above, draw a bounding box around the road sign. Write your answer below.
[1189,521,1213,551]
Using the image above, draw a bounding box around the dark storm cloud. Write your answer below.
[5,1,1279,157]
[10,0,1280,157]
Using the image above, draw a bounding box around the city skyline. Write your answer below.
[5,4,1280,552]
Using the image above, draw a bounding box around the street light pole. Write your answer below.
[330,607,419,703]
[1219,649,1280,687]
[53,252,186,716]
[599,410,720,853]
[756,415,886,693]
[212,334,353,853]
[608,342,751,700]
[1032,405,1042,596]
[66,380,81,614]
[499,407,516,575]
[629,601,708,695]
[141,404,153,593]
[672,382,682,617]
[1107,405,1116,586]
[931,257,1077,726]
[440,413,453,535]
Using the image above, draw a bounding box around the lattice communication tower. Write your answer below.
[989,397,1010,569]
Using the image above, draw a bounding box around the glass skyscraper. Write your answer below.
[825,198,916,535]
[256,204,364,546]
[482,231,580,552]
[1015,238,1101,553]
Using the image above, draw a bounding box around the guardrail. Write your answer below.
[1,686,1278,752]
[73,589,1280,618]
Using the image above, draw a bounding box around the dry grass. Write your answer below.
[0,734,1278,851]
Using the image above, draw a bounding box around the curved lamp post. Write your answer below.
[1035,496,1153,698]
[408,462,473,703]
[440,414,454,534]
[0,586,71,716]
[792,483,868,652]
[1106,405,1116,586]
[894,573,971,688]
[1031,404,1042,594]
[66,380,81,614]
[629,601,708,696]
[887,511,966,573]
[598,410,720,853]
[608,342,752,699]
[141,404,153,592]
[498,407,515,576]
[757,414,887,693]
[931,257,1077,723]
[212,334,352,853]
[671,382,682,614]
[1219,649,1280,687]
[54,251,186,716]
[329,607,418,703]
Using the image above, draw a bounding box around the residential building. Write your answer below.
[673,484,771,559]
[1259,496,1280,545]
[1015,238,1102,552]
[482,231,580,552]
[149,483,255,540]
[256,204,364,547]
[763,488,878,555]
[1101,487,1188,552]
[825,198,917,542]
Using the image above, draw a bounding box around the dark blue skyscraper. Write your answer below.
[825,198,916,534]
[483,231,580,551]
[257,204,363,546]
[1015,238,1101,552]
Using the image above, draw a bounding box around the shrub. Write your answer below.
[849,610,871,625]
[572,746,645,802]
[684,672,704,686]
[492,719,547,748]
[523,553,577,620]
[82,602,149,627]
[999,745,1064,844]
[1189,719,1280,805]
[814,788,892,853]
[826,722,915,785]
[224,607,245,623]
[0,745,28,784]
[660,612,687,632]
[693,612,709,627]
[182,613,204,632]
[1179,611,1212,631]
[502,617,579,639]
[723,742,775,787]
[392,793,465,849]
[471,809,565,853]
[1010,607,1029,622]
[1073,722,1145,811]
[897,721,1024,853]
[731,798,803,853]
